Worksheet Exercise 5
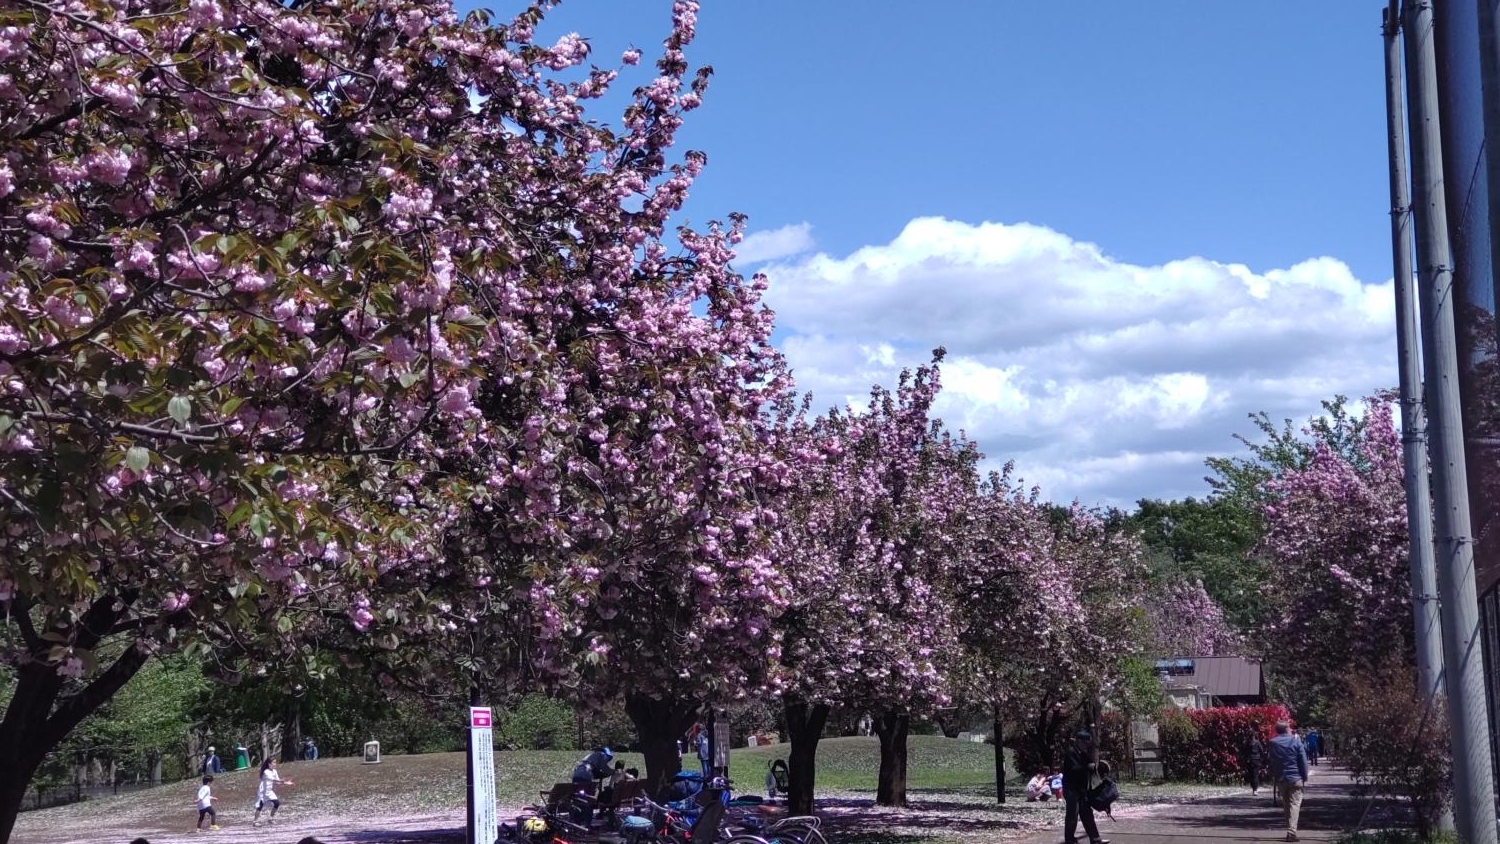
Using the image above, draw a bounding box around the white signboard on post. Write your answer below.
[468,706,497,844]
[713,719,730,770]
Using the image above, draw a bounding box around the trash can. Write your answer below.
[234,746,249,771]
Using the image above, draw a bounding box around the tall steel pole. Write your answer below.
[1385,7,1452,831]
[1384,0,1445,709]
[1402,2,1498,842]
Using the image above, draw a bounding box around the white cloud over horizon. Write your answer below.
[734,222,816,265]
[761,217,1396,507]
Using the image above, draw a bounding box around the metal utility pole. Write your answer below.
[1383,0,1445,708]
[1402,2,1498,842]
[1385,8,1452,831]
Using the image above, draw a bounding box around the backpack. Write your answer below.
[1089,778,1119,817]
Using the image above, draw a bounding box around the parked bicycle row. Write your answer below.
[500,749,824,844]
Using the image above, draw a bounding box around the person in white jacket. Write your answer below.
[252,758,294,827]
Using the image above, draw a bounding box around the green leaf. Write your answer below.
[125,446,151,473]
[226,502,253,529]
[277,615,294,634]
[167,395,192,425]
[247,513,269,539]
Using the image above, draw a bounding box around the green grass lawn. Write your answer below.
[733,735,1014,791]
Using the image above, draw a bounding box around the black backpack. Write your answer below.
[1089,778,1120,817]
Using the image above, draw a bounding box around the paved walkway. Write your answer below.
[1015,763,1385,843]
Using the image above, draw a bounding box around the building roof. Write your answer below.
[1155,656,1263,697]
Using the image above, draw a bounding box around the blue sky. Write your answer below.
[525,2,1389,281]
[492,2,1398,505]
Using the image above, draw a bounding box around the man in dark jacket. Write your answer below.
[1062,730,1108,844]
[1242,730,1265,795]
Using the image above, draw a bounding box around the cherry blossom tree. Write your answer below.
[948,468,1082,802]
[1256,397,1411,711]
[995,507,1148,774]
[1144,579,1240,657]
[771,353,977,811]
[0,0,778,835]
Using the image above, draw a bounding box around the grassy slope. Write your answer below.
[15,736,1005,833]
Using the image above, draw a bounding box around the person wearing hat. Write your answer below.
[572,747,614,786]
[201,746,222,775]
[1062,730,1108,844]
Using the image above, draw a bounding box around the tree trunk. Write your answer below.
[148,752,162,785]
[0,621,146,844]
[783,699,829,815]
[624,694,699,799]
[280,696,302,763]
[992,705,1005,804]
[872,712,909,808]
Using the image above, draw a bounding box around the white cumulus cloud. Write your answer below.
[734,222,815,266]
[762,217,1396,506]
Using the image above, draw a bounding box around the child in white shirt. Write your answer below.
[195,775,219,831]
[252,758,294,827]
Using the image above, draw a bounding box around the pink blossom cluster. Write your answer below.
[1145,579,1240,657]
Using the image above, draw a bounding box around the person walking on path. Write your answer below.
[1242,728,1265,795]
[1062,730,1109,844]
[252,757,293,827]
[1269,720,1310,842]
[1306,728,1321,766]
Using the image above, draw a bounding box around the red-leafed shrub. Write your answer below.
[1159,704,1292,782]
[1330,661,1451,839]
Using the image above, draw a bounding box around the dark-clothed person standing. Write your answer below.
[1062,730,1108,844]
[1242,730,1265,795]
[1268,721,1310,841]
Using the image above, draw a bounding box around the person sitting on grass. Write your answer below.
[1026,770,1052,801]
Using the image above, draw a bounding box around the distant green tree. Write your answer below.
[1112,655,1168,718]
[1204,396,1373,509]
[101,658,206,780]
[1126,497,1267,631]
[496,695,575,751]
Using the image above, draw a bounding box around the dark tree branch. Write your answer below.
[43,642,149,749]
[138,139,281,223]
